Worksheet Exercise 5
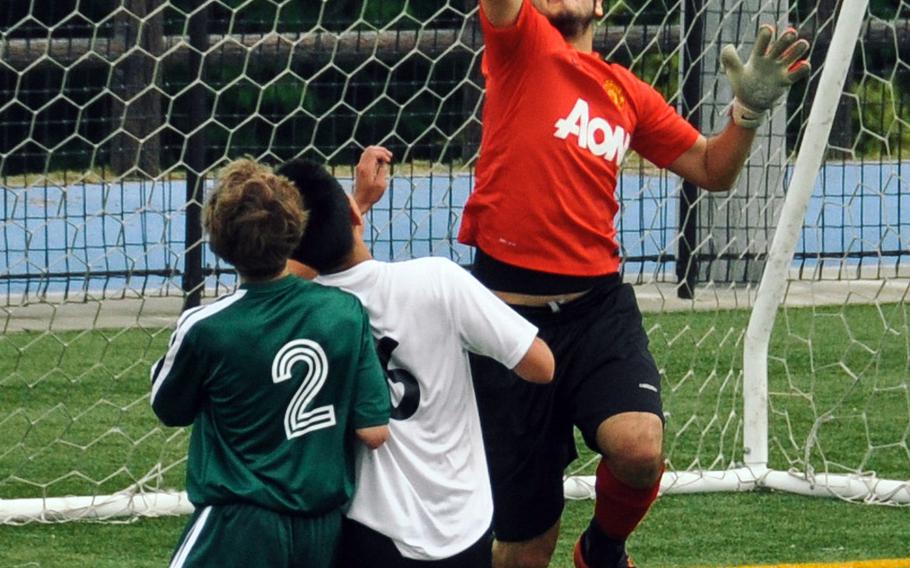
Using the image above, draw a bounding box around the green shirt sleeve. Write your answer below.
[150,324,205,427]
[351,305,390,429]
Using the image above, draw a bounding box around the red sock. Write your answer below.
[592,459,662,540]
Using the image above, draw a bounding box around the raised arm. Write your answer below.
[353,145,393,214]
[668,25,811,191]
[481,0,523,27]
[512,336,555,384]
[666,126,755,192]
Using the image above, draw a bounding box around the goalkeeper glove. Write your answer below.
[721,25,811,128]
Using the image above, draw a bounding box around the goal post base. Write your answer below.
[563,468,910,504]
[563,467,765,500]
[762,471,910,504]
[0,490,193,524]
[2,467,906,523]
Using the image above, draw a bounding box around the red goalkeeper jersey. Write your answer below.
[458,0,700,276]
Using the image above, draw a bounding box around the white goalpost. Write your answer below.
[739,0,910,504]
[2,0,910,524]
[569,0,910,504]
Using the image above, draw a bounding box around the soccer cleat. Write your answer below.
[573,537,591,568]
[575,534,636,568]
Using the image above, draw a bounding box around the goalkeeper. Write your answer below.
[460,1,811,567]
[279,147,555,567]
[150,159,390,568]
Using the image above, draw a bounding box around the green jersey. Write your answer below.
[151,275,390,515]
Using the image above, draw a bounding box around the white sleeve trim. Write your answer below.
[150,291,246,406]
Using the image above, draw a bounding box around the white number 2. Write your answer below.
[272,339,336,440]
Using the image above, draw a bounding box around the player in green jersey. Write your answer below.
[150,158,391,568]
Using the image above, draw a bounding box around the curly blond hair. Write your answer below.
[203,158,308,279]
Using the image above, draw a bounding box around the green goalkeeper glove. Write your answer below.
[721,25,811,128]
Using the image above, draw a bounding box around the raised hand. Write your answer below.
[721,25,811,128]
[353,145,394,214]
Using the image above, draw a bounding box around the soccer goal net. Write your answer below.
[1,0,908,522]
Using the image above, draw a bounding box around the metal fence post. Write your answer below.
[110,0,163,176]
[677,0,704,299]
[183,1,209,310]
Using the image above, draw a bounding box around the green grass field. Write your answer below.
[1,301,908,566]
[0,493,907,567]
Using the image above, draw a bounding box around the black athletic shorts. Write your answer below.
[337,517,493,567]
[470,277,663,542]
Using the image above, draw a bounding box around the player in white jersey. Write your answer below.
[278,147,555,567]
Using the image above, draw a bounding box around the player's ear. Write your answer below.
[594,0,605,18]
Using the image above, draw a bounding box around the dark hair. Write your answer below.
[203,159,307,279]
[277,159,354,272]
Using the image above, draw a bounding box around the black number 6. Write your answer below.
[376,337,420,421]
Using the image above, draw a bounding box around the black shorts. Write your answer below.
[337,517,493,567]
[470,277,663,542]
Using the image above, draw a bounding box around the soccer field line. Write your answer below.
[733,559,910,568]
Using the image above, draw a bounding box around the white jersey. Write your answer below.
[316,257,537,560]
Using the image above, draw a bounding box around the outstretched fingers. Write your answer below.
[785,60,812,84]
[751,24,775,59]
[720,44,744,75]
[780,37,810,66]
[724,22,812,126]
[767,27,799,59]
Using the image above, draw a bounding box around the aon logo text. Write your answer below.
[554,98,630,166]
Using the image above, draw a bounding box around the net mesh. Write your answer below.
[1,0,908,520]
